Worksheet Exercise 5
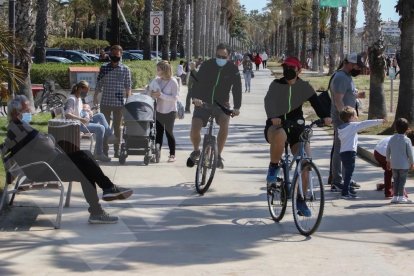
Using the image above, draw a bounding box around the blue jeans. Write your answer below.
[392,169,408,197]
[243,71,252,91]
[80,113,112,155]
[340,151,356,196]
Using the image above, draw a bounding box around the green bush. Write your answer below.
[31,60,180,89]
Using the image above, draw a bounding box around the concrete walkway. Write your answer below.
[0,67,413,275]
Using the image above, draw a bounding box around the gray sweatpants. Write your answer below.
[392,169,408,197]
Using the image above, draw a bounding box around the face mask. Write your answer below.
[80,91,88,98]
[216,58,227,67]
[21,112,32,123]
[110,55,121,63]
[350,69,361,77]
[283,68,297,81]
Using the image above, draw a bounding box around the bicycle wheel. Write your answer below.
[267,164,288,222]
[195,137,218,195]
[291,161,324,236]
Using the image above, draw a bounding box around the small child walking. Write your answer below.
[386,118,414,204]
[338,106,385,199]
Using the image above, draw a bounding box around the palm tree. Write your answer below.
[15,0,36,105]
[169,0,180,60]
[318,7,330,72]
[33,0,48,64]
[311,0,319,71]
[362,0,386,119]
[143,0,152,60]
[285,0,294,56]
[395,0,414,124]
[328,7,339,74]
[90,0,110,40]
[161,0,172,60]
[350,0,358,39]
[178,0,187,58]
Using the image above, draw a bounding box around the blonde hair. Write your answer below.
[71,80,89,95]
[157,60,173,79]
[339,106,356,123]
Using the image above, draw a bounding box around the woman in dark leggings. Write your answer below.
[149,61,180,162]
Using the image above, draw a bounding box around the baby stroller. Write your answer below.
[119,94,160,165]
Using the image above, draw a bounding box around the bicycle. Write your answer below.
[267,119,325,236]
[34,80,67,112]
[194,101,234,195]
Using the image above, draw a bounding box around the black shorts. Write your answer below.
[193,105,228,127]
[264,120,304,146]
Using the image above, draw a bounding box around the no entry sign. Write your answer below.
[150,11,164,36]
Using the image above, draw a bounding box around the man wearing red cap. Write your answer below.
[264,56,331,217]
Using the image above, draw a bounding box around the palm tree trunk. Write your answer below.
[285,0,294,56]
[395,0,414,123]
[328,7,339,74]
[311,0,319,71]
[143,0,152,60]
[178,0,186,58]
[161,0,173,60]
[34,0,48,64]
[363,0,387,119]
[16,0,35,106]
[193,0,203,58]
[169,0,180,60]
[350,0,358,38]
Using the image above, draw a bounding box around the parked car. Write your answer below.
[45,56,73,63]
[45,49,92,63]
[84,53,99,62]
[122,51,143,61]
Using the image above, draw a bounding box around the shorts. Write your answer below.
[264,119,304,146]
[193,105,228,127]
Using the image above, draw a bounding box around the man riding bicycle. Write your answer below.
[264,56,331,216]
[187,43,242,169]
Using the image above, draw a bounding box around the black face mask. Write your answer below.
[110,55,121,63]
[350,69,361,77]
[283,68,297,81]
[80,91,88,98]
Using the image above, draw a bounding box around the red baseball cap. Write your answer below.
[282,56,302,69]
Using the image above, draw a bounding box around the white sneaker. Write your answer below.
[390,196,399,204]
[397,197,412,204]
[168,155,176,162]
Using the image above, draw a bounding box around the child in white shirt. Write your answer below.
[338,106,385,199]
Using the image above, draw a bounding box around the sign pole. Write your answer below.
[156,35,159,63]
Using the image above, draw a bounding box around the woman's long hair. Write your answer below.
[71,80,89,95]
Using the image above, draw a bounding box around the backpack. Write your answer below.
[317,73,336,117]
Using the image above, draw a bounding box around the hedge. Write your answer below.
[30,60,180,89]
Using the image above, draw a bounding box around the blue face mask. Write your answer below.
[21,112,32,123]
[216,58,227,67]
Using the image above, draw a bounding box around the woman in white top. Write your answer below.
[149,61,179,162]
[64,80,115,162]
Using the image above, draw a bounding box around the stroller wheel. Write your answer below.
[144,155,150,165]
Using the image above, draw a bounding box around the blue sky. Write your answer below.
[239,0,400,28]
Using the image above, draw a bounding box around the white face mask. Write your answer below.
[21,112,32,123]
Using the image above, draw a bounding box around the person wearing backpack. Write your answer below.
[329,53,366,192]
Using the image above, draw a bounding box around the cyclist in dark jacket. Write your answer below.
[187,43,242,169]
[264,56,331,216]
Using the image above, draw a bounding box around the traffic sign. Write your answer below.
[150,11,164,36]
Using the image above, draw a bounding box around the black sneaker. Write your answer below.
[330,183,344,192]
[351,181,361,189]
[186,150,200,168]
[88,211,119,224]
[217,156,224,169]
[341,193,357,199]
[102,185,133,201]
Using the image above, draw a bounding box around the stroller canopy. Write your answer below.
[123,93,154,121]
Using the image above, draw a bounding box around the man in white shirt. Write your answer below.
[176,60,187,85]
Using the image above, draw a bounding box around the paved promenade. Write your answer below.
[0,67,413,275]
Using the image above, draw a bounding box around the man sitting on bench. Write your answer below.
[3,95,133,224]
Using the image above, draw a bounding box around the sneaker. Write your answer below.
[266,165,280,184]
[376,183,385,191]
[296,198,311,217]
[390,196,399,203]
[341,193,357,199]
[330,183,343,192]
[114,150,120,158]
[351,180,361,189]
[168,155,176,162]
[217,156,224,169]
[96,154,111,162]
[349,188,357,196]
[88,211,119,224]
[107,134,118,144]
[102,185,133,201]
[186,150,200,168]
[397,197,412,204]
[185,110,191,114]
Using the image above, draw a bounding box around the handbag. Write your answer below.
[176,100,185,119]
[251,70,254,78]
